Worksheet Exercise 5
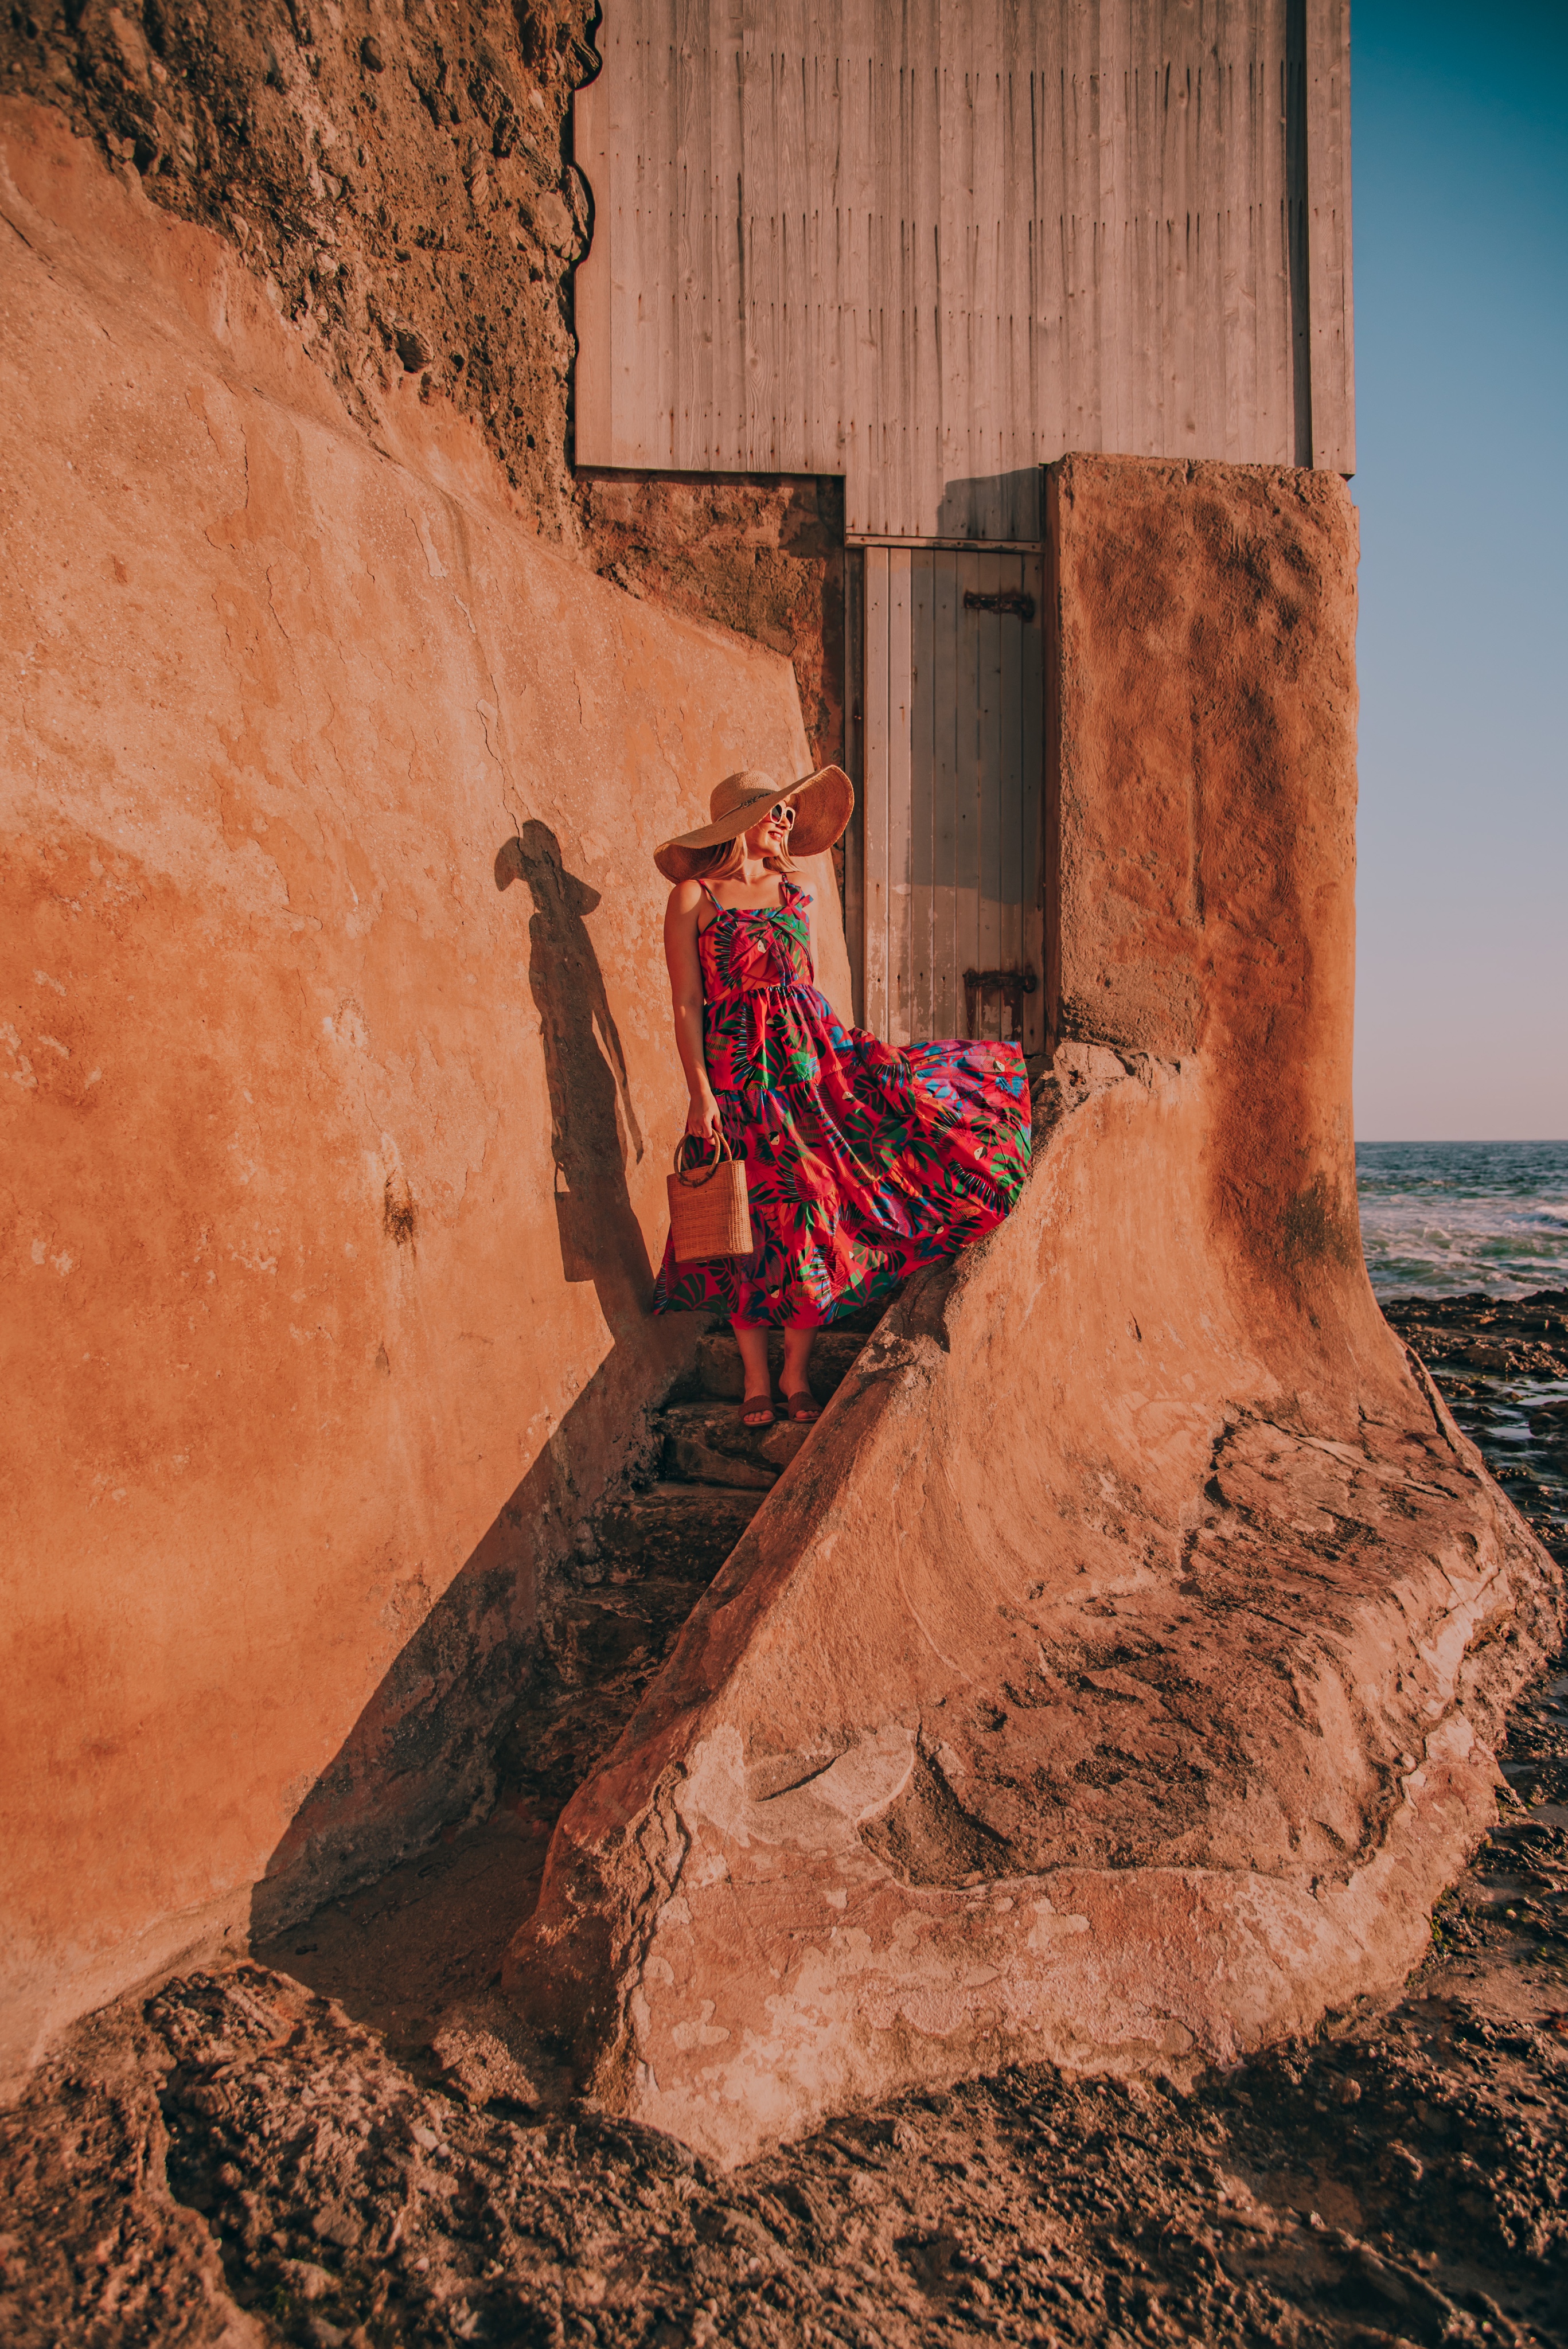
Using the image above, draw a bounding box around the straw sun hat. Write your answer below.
[653,764,853,883]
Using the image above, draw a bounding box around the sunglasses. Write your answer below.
[766,803,797,826]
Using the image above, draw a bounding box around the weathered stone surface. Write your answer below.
[580,474,847,767]
[4,1525,1566,2346]
[660,1399,812,1481]
[0,6,848,763]
[0,103,851,2085]
[666,1435,778,1490]
[593,1488,762,1579]
[505,458,1565,2165]
[430,1992,548,2109]
[496,1324,878,1849]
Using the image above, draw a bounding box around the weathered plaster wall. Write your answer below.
[0,6,848,766]
[508,457,1563,2165]
[0,102,849,2085]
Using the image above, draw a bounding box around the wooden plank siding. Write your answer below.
[1305,0,1355,471]
[572,1,1356,529]
[863,551,1046,1046]
[861,545,892,1036]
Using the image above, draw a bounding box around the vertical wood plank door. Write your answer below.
[862,551,1046,1051]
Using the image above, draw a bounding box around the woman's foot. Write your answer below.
[740,1391,776,1428]
[781,1389,820,1423]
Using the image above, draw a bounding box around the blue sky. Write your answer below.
[1351,0,1567,1139]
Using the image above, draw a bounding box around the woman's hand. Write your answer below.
[685,1089,722,1144]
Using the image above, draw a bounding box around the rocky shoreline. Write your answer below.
[1382,1289,1568,1564]
[3,1293,1565,2349]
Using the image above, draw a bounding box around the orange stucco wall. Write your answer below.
[0,105,849,2081]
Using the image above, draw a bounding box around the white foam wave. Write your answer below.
[1356,1143,1568,1299]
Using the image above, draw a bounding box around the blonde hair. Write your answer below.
[685,836,798,884]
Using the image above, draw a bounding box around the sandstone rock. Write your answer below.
[595,1490,760,1579]
[531,188,574,249]
[660,1399,811,1478]
[11,1827,1568,2349]
[694,1328,863,1403]
[666,1436,777,1491]
[279,2258,336,2301]
[430,1993,546,2109]
[0,0,596,532]
[0,3,848,778]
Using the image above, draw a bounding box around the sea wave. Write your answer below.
[1356,1141,1568,1300]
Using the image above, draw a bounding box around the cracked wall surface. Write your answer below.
[0,99,851,2083]
[505,458,1564,2167]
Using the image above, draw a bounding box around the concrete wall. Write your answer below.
[0,102,849,2083]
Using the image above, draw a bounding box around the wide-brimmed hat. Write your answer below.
[654,764,853,883]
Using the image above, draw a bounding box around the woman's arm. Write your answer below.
[664,881,721,1141]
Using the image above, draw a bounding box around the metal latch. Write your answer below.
[962,588,1036,621]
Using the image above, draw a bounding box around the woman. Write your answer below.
[652,764,1031,1428]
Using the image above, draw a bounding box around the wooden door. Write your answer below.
[861,548,1045,1049]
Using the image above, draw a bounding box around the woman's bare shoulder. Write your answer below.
[666,879,706,918]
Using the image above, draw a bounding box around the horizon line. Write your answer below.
[1355,1137,1568,1147]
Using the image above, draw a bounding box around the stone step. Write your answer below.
[502,1689,645,1821]
[665,1434,776,1491]
[499,1302,897,1839]
[539,1578,711,1687]
[660,1399,813,1486]
[595,1483,762,1581]
[506,1575,723,1816]
[696,1328,868,1404]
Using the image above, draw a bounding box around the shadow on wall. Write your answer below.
[249,828,688,1945]
[504,822,648,1317]
[934,469,1044,542]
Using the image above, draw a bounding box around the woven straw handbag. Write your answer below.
[667,1133,753,1262]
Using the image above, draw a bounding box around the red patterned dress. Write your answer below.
[652,878,1031,1328]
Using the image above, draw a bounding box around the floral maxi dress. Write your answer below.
[651,878,1031,1328]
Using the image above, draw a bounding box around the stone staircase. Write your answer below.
[498,1314,883,1830]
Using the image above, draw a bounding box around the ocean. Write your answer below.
[1356,1140,1568,1301]
[1360,1141,1568,1557]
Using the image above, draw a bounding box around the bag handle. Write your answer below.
[673,1131,734,1187]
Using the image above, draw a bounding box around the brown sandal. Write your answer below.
[739,1392,776,1429]
[782,1390,820,1424]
